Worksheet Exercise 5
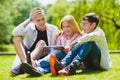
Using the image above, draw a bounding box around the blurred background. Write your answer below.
[0,0,120,52]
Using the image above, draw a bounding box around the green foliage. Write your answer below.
[0,0,18,44]
[46,0,76,28]
[0,0,120,50]
[46,0,120,50]
[13,0,42,26]
[0,0,42,45]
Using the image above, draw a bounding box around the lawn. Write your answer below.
[0,53,120,80]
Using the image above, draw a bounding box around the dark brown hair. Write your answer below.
[82,13,99,27]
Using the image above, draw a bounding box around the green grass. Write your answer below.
[0,53,120,80]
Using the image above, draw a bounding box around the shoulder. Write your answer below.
[56,31,64,39]
[26,23,36,30]
[95,27,105,34]
[46,23,58,29]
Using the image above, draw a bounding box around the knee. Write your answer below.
[81,42,92,49]
[36,40,47,47]
[85,41,95,45]
[81,41,96,49]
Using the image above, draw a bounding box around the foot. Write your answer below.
[58,64,76,76]
[11,64,24,75]
[49,54,63,76]
[21,63,42,76]
[79,62,85,69]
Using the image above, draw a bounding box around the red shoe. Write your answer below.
[49,54,63,76]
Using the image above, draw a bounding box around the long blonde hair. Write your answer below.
[59,15,82,36]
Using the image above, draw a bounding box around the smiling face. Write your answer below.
[30,7,46,31]
[59,15,82,38]
[81,20,96,34]
[61,21,74,37]
[33,14,46,31]
[81,13,99,34]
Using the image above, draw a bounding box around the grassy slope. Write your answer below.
[0,54,120,80]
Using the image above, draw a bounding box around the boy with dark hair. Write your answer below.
[49,13,112,76]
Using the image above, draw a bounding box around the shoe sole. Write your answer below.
[21,63,41,76]
[49,54,57,75]
[11,70,19,75]
[58,71,69,76]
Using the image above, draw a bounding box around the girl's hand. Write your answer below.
[63,46,70,52]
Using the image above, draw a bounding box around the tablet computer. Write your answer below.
[43,45,64,50]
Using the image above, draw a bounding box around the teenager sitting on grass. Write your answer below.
[21,15,82,76]
[11,7,59,75]
[49,13,112,76]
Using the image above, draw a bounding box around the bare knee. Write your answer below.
[36,40,47,48]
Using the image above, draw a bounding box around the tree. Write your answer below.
[0,0,42,44]
[0,0,19,44]
[13,0,42,26]
[46,0,75,29]
[45,0,120,49]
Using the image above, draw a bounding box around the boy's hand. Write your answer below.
[29,9,43,21]
[64,41,78,53]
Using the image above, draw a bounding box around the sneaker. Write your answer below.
[11,64,24,75]
[79,62,85,69]
[58,64,76,76]
[49,54,63,76]
[21,63,42,76]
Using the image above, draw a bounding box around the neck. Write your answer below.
[36,26,46,31]
[66,34,74,40]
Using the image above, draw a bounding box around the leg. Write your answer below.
[61,42,90,66]
[83,42,101,70]
[58,42,101,75]
[55,51,67,61]
[12,55,21,69]
[21,53,51,76]
[49,44,83,76]
[49,51,67,75]
[31,40,49,60]
[34,51,67,73]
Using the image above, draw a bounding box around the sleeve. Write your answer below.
[56,33,63,45]
[53,26,60,45]
[12,23,28,36]
[77,29,104,44]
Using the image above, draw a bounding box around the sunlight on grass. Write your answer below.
[0,53,120,80]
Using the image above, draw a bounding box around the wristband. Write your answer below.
[28,18,32,22]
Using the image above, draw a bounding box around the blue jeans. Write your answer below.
[37,51,67,73]
[61,41,101,70]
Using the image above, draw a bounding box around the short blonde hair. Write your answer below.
[30,7,44,14]
[60,15,82,35]
[30,7,45,19]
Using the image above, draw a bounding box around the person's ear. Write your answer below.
[91,22,96,28]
